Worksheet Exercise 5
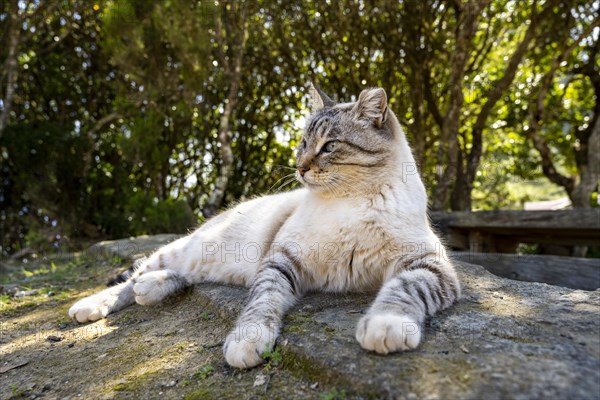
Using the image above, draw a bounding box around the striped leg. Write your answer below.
[356,256,460,354]
[223,253,302,368]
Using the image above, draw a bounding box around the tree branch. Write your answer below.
[465,1,557,187]
[203,1,249,217]
[525,13,600,199]
[536,17,600,119]
[213,9,229,77]
[465,18,493,76]
[431,0,490,210]
[423,66,444,128]
[528,129,576,189]
[81,113,122,178]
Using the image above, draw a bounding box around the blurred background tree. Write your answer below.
[0,0,598,256]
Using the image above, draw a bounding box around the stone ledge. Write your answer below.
[193,262,600,399]
[89,235,600,398]
[87,234,183,260]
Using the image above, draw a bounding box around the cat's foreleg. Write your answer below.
[356,255,460,353]
[223,253,302,368]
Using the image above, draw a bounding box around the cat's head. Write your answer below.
[296,84,403,196]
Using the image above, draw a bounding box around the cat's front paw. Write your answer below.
[133,272,165,305]
[68,295,110,323]
[355,313,421,354]
[223,322,276,368]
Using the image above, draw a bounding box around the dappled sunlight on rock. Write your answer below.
[1,313,119,360]
[2,253,598,398]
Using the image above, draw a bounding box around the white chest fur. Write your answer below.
[274,188,426,292]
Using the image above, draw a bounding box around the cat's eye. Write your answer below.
[321,140,337,153]
[300,139,307,149]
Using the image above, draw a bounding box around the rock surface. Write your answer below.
[86,234,182,260]
[92,236,600,399]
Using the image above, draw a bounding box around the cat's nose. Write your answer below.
[298,166,310,177]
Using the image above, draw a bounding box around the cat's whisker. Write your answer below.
[324,176,341,196]
[280,180,300,193]
[341,174,372,192]
[273,175,300,193]
[269,173,297,193]
[271,165,297,172]
[273,179,296,193]
[329,175,347,196]
[330,174,367,196]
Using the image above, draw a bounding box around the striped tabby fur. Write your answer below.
[69,84,460,368]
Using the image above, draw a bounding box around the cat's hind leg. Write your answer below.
[69,250,189,322]
[69,257,150,323]
[69,280,136,323]
[133,269,189,305]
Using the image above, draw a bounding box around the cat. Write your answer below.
[68,84,460,369]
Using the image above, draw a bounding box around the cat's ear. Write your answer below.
[352,88,388,128]
[309,82,335,112]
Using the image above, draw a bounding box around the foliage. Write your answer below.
[193,364,215,380]
[320,387,347,400]
[261,345,283,370]
[0,0,598,255]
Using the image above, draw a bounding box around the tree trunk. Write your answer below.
[570,115,600,208]
[571,35,600,208]
[450,153,472,211]
[450,1,556,211]
[202,94,237,218]
[202,3,249,218]
[407,67,426,169]
[0,0,21,138]
[402,0,427,170]
[431,2,486,210]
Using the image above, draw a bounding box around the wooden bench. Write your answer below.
[430,210,600,290]
[430,209,600,254]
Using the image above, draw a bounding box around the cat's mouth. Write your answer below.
[296,170,320,187]
[297,172,335,193]
[297,174,317,187]
[303,180,321,189]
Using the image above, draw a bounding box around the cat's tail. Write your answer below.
[107,256,147,286]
